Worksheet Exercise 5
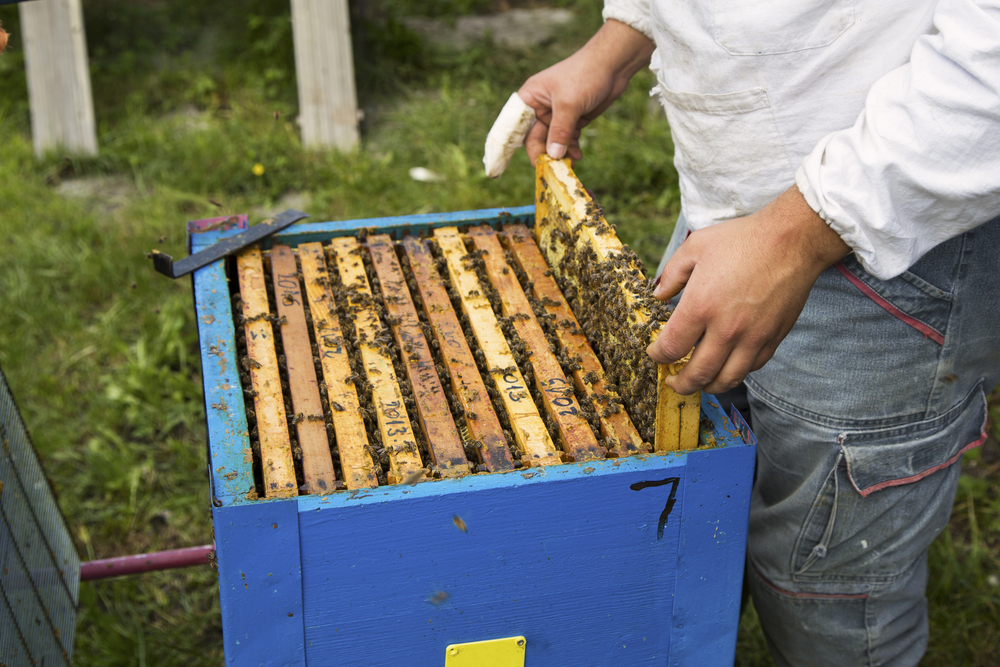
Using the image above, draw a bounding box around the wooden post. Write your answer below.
[289,0,359,151]
[19,0,98,157]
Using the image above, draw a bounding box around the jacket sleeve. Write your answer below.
[796,0,1000,280]
[603,0,655,41]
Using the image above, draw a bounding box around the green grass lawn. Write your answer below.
[0,2,996,665]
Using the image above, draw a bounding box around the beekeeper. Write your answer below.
[515,2,1000,665]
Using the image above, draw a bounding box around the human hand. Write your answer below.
[518,19,654,165]
[647,186,851,395]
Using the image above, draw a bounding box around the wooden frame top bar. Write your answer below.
[329,237,426,484]
[467,225,605,462]
[367,235,470,478]
[401,237,515,473]
[236,246,297,498]
[434,227,562,467]
[298,242,379,490]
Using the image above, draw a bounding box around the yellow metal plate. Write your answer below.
[445,636,526,667]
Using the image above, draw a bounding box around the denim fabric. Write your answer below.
[655,211,689,280]
[657,215,1000,665]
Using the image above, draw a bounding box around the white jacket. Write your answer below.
[604,0,1000,279]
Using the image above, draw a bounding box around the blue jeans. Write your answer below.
[660,214,1000,666]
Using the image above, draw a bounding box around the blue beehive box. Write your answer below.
[191,206,755,667]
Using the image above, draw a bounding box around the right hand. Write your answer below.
[517,19,656,165]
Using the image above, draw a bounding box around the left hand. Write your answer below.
[647,186,851,395]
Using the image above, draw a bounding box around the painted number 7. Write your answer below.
[630,478,680,541]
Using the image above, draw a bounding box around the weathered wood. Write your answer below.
[434,227,561,467]
[467,225,605,462]
[236,247,297,498]
[401,237,515,473]
[298,242,378,489]
[367,235,470,478]
[329,237,424,484]
[19,0,97,157]
[270,245,337,493]
[503,223,646,456]
[535,155,700,452]
[289,0,359,150]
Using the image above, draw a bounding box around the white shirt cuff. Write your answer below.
[603,1,655,41]
[795,160,900,280]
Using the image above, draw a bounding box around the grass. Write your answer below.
[0,1,996,665]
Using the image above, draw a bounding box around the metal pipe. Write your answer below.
[80,544,214,581]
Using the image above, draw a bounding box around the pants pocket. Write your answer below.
[791,452,843,576]
[840,383,986,497]
[748,562,872,667]
[837,253,955,346]
[790,385,985,582]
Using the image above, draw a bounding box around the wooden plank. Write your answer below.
[236,247,297,498]
[401,237,514,473]
[270,245,337,493]
[19,0,97,157]
[467,226,605,462]
[502,223,646,456]
[655,365,701,452]
[433,227,561,467]
[535,155,700,452]
[367,235,471,478]
[298,242,378,489]
[290,0,359,150]
[329,237,425,484]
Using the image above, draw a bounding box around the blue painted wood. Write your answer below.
[669,397,756,667]
[214,499,305,667]
[190,206,535,253]
[296,454,687,666]
[192,260,255,506]
[194,205,758,666]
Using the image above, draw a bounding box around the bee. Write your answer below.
[452,515,468,533]
[402,468,426,486]
[428,591,451,606]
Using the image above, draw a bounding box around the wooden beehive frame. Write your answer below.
[534,156,700,452]
[501,223,645,456]
[329,237,426,485]
[235,246,298,498]
[400,237,515,473]
[298,242,380,490]
[230,171,702,499]
[434,227,563,467]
